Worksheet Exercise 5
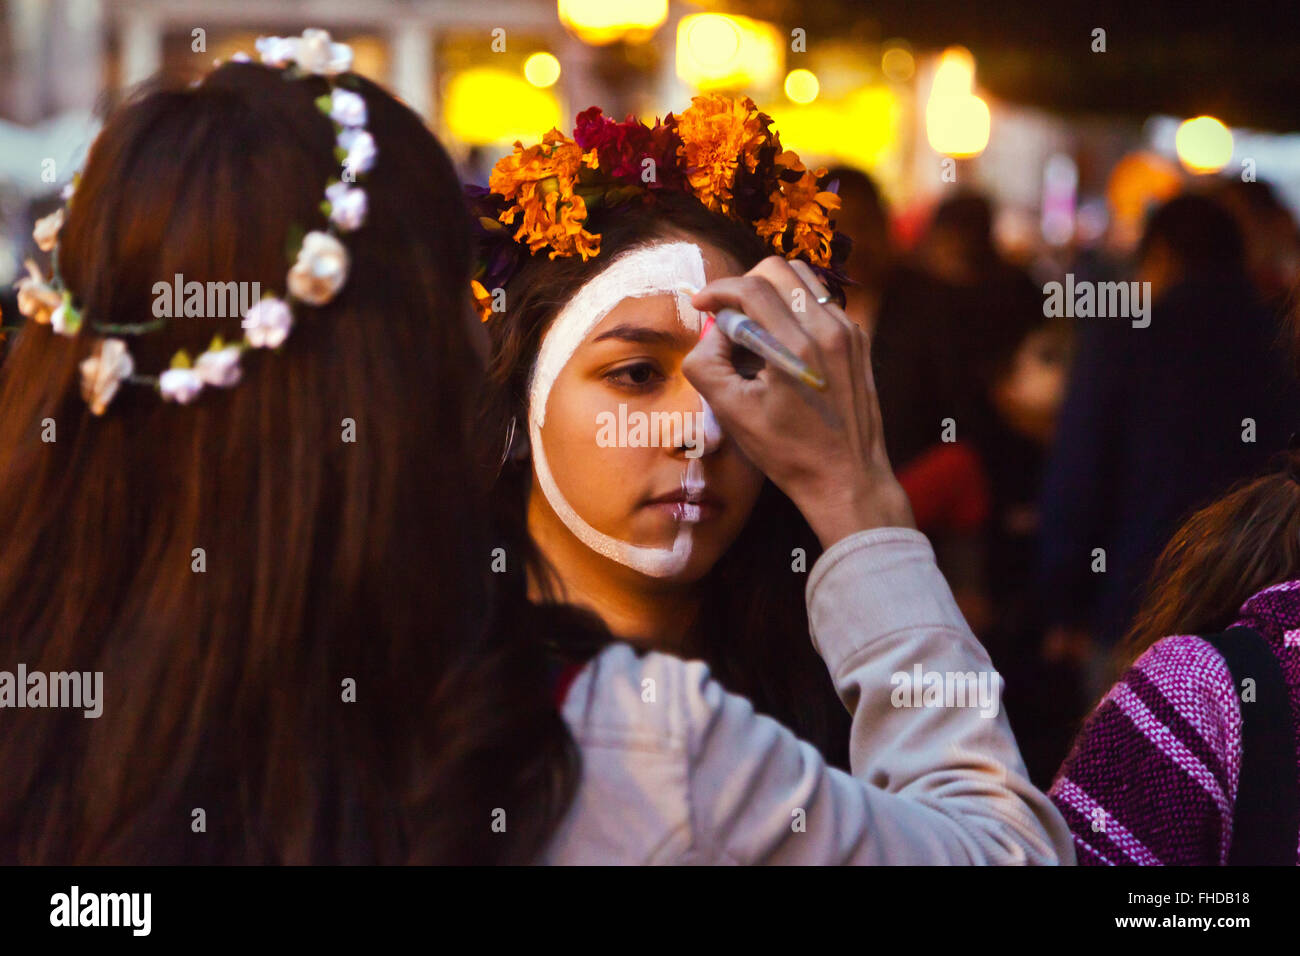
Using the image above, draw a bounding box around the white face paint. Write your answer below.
[528,241,721,578]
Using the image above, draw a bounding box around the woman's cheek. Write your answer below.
[540,388,650,533]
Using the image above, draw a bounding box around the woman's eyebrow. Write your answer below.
[590,323,688,346]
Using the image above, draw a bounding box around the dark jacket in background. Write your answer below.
[1038,275,1300,645]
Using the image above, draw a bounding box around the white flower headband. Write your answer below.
[12,28,374,415]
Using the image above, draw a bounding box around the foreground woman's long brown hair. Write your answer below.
[0,62,591,863]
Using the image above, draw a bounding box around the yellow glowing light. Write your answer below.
[688,14,740,66]
[925,46,990,158]
[784,69,820,104]
[444,68,563,146]
[881,43,914,82]
[766,86,900,168]
[1175,115,1233,173]
[558,0,668,46]
[523,52,561,88]
[927,95,990,157]
[932,46,976,98]
[676,13,783,90]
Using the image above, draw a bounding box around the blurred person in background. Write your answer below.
[1209,178,1300,316]
[825,166,893,333]
[1038,193,1300,697]
[827,172,969,473]
[881,193,1044,637]
[964,281,1077,786]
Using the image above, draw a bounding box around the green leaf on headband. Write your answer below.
[315,94,332,115]
[334,146,348,163]
[606,185,642,205]
[209,335,226,352]
[57,291,81,334]
[320,200,332,218]
[170,349,193,370]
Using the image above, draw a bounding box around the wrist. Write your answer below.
[799,478,915,548]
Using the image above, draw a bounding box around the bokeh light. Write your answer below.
[926,47,990,157]
[557,0,668,46]
[444,67,563,146]
[523,51,561,88]
[1175,115,1234,173]
[784,69,820,104]
[881,43,915,82]
[676,13,782,90]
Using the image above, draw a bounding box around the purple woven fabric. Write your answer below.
[1049,579,1300,865]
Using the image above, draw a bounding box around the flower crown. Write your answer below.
[12,28,374,416]
[467,93,851,322]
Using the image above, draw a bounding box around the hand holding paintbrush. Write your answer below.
[682,256,914,547]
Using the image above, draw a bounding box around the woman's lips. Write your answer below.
[642,489,724,522]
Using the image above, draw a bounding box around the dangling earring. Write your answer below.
[499,415,530,469]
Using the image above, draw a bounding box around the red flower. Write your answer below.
[574,107,684,191]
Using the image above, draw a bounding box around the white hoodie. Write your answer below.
[544,527,1075,864]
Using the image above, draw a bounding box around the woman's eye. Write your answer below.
[604,362,664,390]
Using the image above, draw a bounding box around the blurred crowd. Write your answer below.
[831,167,1300,786]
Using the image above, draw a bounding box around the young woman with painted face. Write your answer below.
[524,239,1074,863]
[484,191,853,765]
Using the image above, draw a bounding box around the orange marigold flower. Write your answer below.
[676,94,769,216]
[489,129,601,260]
[471,279,495,322]
[754,151,842,267]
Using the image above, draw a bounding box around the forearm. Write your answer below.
[806,528,1074,863]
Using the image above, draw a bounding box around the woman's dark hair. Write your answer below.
[0,63,585,863]
[1115,465,1300,677]
[483,191,851,767]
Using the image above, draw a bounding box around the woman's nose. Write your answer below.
[662,383,723,460]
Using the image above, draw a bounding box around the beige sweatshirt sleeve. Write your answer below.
[680,527,1075,864]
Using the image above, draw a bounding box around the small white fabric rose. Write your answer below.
[338,128,377,175]
[50,303,70,335]
[33,209,64,252]
[160,367,204,405]
[79,338,135,416]
[287,231,350,306]
[325,181,368,232]
[330,88,367,128]
[231,51,251,63]
[296,29,352,76]
[327,43,354,75]
[60,181,76,201]
[255,35,297,67]
[242,296,294,348]
[14,260,62,324]
[196,346,243,388]
[50,299,80,337]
